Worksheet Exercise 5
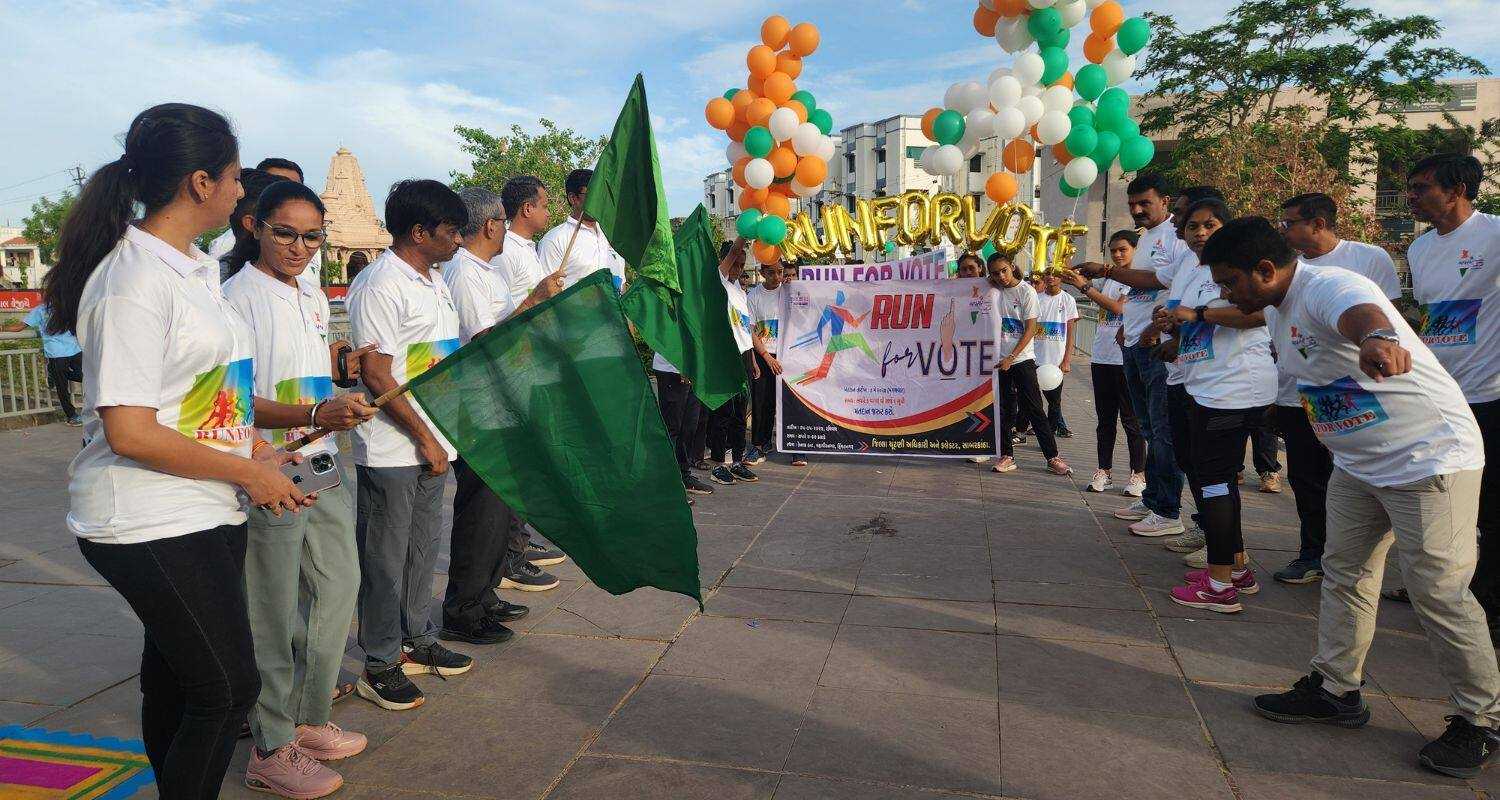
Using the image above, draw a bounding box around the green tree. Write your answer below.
[21,192,75,264]
[450,119,607,232]
[1366,114,1500,191]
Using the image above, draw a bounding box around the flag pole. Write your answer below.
[555,213,585,280]
[286,381,411,452]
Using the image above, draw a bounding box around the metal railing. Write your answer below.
[1073,303,1099,358]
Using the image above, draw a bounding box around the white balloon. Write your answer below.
[768,107,799,142]
[989,75,1023,110]
[1017,95,1045,127]
[997,17,1035,54]
[1041,85,1074,114]
[1057,0,1087,28]
[745,158,774,190]
[791,179,820,198]
[1064,156,1099,189]
[992,107,1026,140]
[726,141,747,165]
[1012,52,1046,86]
[791,122,822,156]
[1103,49,1137,86]
[1036,110,1071,145]
[1027,0,1055,8]
[961,110,993,153]
[933,144,966,176]
[943,82,967,111]
[1022,83,1044,98]
[1084,0,1107,8]
[1036,364,1064,391]
[918,145,937,174]
[816,136,837,162]
[959,81,989,114]
[988,66,1011,85]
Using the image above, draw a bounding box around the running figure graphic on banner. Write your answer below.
[790,289,878,385]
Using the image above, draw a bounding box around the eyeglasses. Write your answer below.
[262,223,327,249]
[1277,217,1305,231]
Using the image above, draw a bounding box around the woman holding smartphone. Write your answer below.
[43,103,307,799]
[222,180,377,798]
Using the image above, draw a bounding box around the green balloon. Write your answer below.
[1065,125,1099,158]
[724,88,739,101]
[1038,26,1069,49]
[736,209,763,238]
[1096,87,1129,112]
[1060,176,1087,198]
[1117,17,1151,56]
[933,109,966,146]
[1067,105,1096,130]
[1091,131,1121,166]
[1027,7,1063,41]
[1074,64,1108,102]
[756,214,788,246]
[1115,117,1140,141]
[1040,47,1069,86]
[980,241,997,259]
[1095,102,1128,134]
[744,126,774,158]
[1119,134,1156,172]
[791,90,816,113]
[809,108,833,135]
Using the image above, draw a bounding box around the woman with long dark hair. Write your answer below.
[218,167,285,281]
[45,103,307,799]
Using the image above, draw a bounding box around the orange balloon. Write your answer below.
[1029,123,1039,141]
[761,14,791,49]
[784,99,809,123]
[738,190,764,213]
[1091,0,1125,36]
[973,6,1001,37]
[727,120,750,142]
[1084,32,1113,64]
[921,107,942,140]
[731,157,750,188]
[795,155,827,187]
[998,0,1028,15]
[705,97,735,130]
[787,22,819,57]
[731,89,757,120]
[770,181,797,197]
[763,72,795,105]
[753,242,781,265]
[768,145,798,179]
[1056,71,1074,90]
[747,74,765,95]
[776,52,803,80]
[985,171,1018,204]
[747,97,777,127]
[762,192,792,219]
[1051,142,1074,165]
[747,45,777,79]
[1002,139,1035,173]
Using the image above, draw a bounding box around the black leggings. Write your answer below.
[655,370,704,478]
[709,393,748,463]
[1277,404,1332,562]
[998,360,1057,460]
[79,524,259,800]
[750,352,777,449]
[1090,363,1145,472]
[1189,403,1271,568]
[1167,384,1205,516]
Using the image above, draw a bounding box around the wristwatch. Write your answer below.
[1359,328,1401,346]
[1192,305,1208,323]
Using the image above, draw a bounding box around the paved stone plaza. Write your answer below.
[0,365,1494,799]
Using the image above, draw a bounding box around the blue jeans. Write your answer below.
[1122,343,1182,519]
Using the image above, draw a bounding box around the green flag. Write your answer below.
[622,205,747,410]
[583,73,678,293]
[408,271,702,606]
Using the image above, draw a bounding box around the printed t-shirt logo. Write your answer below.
[1000,317,1025,336]
[1178,321,1216,363]
[405,339,460,380]
[1039,319,1067,340]
[755,319,779,345]
[1299,376,1389,436]
[1290,325,1317,359]
[1126,288,1158,303]
[1458,249,1484,277]
[178,357,254,447]
[1418,299,1480,347]
[272,375,334,446]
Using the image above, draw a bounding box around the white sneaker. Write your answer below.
[1123,472,1146,498]
[1112,501,1150,521]
[1128,512,1185,537]
[1087,469,1112,493]
[1182,545,1208,568]
[969,455,992,464]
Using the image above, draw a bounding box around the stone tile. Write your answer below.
[0,581,58,610]
[994,603,1163,646]
[591,675,812,769]
[726,535,867,593]
[548,757,779,800]
[530,583,699,641]
[990,546,1134,587]
[454,634,665,709]
[820,624,997,700]
[704,587,851,624]
[783,687,1001,794]
[1234,771,1476,800]
[0,544,108,586]
[0,633,143,706]
[841,596,994,633]
[770,777,965,800]
[335,786,457,800]
[493,579,585,633]
[722,563,865,594]
[0,585,141,638]
[24,679,140,741]
[853,567,995,602]
[1158,618,1318,688]
[992,579,1148,611]
[0,699,55,726]
[1363,629,1459,700]
[998,700,1228,800]
[860,541,990,577]
[997,637,1195,719]
[654,616,838,687]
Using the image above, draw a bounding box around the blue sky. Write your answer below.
[1,0,1494,227]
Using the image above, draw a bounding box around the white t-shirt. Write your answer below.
[1090,279,1129,366]
[441,247,517,344]
[1267,264,1483,486]
[1275,244,1401,406]
[724,271,754,354]
[491,229,550,316]
[539,217,626,291]
[990,281,1039,365]
[347,251,460,468]
[69,226,256,543]
[1034,290,1078,367]
[1121,219,1186,347]
[223,265,336,455]
[1170,260,1276,410]
[747,284,784,358]
[1408,211,1500,403]
[1157,250,1196,386]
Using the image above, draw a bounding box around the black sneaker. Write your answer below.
[684,475,714,495]
[439,614,515,646]
[65,414,83,427]
[730,463,759,482]
[1056,426,1073,438]
[1011,433,1026,444]
[488,600,530,622]
[1419,715,1500,778]
[525,540,567,566]
[357,665,425,710]
[401,641,474,677]
[710,465,736,485]
[692,459,713,471]
[1253,672,1370,728]
[499,561,560,592]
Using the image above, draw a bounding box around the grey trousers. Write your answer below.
[354,464,444,671]
[1313,467,1500,728]
[245,478,359,751]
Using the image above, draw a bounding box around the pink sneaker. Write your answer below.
[294,722,368,761]
[991,456,1018,473]
[1183,567,1260,595]
[1046,457,1073,475]
[245,744,344,799]
[1169,581,1243,613]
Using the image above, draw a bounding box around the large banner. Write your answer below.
[776,278,998,458]
[798,249,951,283]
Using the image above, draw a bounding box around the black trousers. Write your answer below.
[1249,405,1282,474]
[79,524,259,800]
[1043,383,1067,432]
[750,352,777,450]
[1276,404,1332,562]
[1189,402,1271,567]
[443,459,516,626]
[1091,363,1145,472]
[997,360,1057,460]
[1469,399,1500,619]
[709,392,748,463]
[655,370,703,479]
[47,353,82,418]
[1167,384,1205,517]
